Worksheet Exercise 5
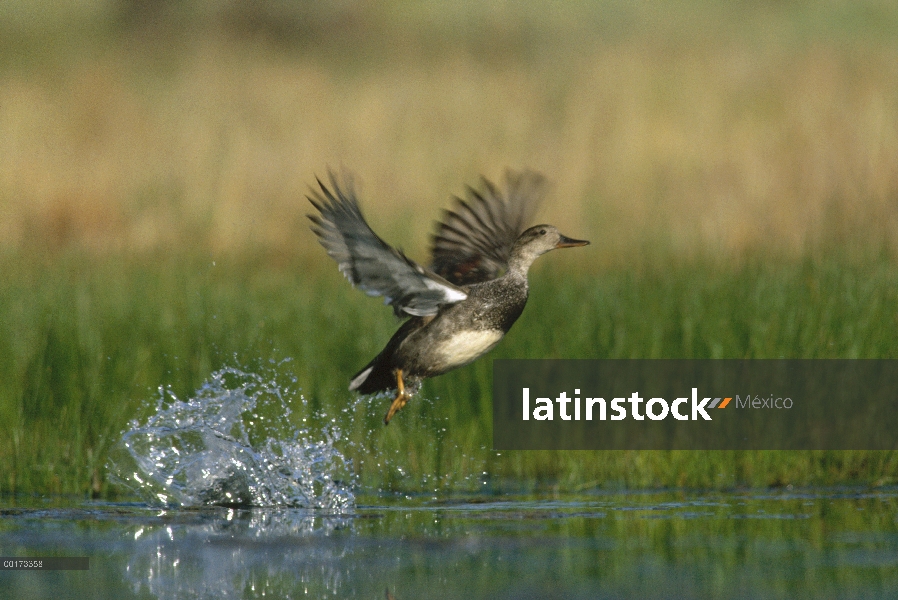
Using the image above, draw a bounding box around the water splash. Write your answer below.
[107,366,355,510]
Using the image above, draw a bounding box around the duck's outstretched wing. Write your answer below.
[308,170,467,317]
[430,169,548,285]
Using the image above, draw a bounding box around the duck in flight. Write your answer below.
[308,169,589,424]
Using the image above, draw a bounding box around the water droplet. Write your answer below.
[107,366,356,510]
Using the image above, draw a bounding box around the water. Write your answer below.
[1,489,897,598]
[106,366,355,511]
[2,369,897,598]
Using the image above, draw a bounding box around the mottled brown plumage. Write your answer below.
[308,169,588,424]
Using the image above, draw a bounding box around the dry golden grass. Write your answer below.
[1,3,897,261]
[3,3,898,496]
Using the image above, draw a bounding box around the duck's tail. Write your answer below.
[349,359,396,395]
[349,365,374,391]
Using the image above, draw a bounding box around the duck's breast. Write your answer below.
[434,329,504,370]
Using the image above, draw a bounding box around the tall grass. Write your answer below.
[1,2,897,258]
[1,250,896,496]
[1,1,897,496]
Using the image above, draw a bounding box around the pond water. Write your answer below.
[2,487,897,599]
[3,368,896,598]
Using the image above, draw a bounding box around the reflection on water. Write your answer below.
[13,369,897,597]
[1,489,897,599]
[106,366,355,510]
[122,508,354,598]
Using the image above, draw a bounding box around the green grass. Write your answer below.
[2,0,898,498]
[1,249,896,498]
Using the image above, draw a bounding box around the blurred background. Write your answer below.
[2,0,896,259]
[1,1,897,496]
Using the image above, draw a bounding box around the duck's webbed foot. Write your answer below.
[384,369,412,425]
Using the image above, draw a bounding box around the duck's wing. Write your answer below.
[430,169,548,285]
[308,170,468,317]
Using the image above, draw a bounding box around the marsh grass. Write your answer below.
[1,1,898,497]
[1,249,896,497]
[2,2,897,258]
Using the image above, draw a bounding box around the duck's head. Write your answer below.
[509,225,589,271]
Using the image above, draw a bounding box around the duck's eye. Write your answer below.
[539,229,547,235]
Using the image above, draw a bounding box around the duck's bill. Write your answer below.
[556,235,590,248]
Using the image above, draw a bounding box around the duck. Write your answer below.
[308,168,589,424]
